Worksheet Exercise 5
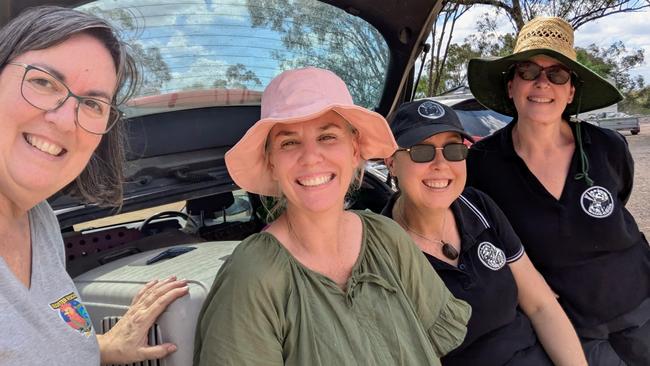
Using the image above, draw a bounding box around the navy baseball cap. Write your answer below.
[390,100,474,147]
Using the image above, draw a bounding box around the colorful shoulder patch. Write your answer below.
[50,292,93,337]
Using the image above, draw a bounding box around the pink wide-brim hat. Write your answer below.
[225,67,397,197]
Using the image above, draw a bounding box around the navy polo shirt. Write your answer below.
[382,187,547,366]
[467,120,650,335]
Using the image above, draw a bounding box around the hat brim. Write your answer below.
[468,49,623,116]
[396,124,475,147]
[225,104,397,197]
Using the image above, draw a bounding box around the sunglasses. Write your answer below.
[397,143,468,163]
[513,61,573,85]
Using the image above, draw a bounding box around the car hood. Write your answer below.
[2,0,442,227]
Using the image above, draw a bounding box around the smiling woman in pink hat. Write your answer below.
[194,67,471,366]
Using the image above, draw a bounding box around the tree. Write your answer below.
[427,2,471,96]
[85,6,172,95]
[447,0,650,31]
[246,0,388,107]
[213,64,262,89]
[577,41,645,93]
[575,42,646,112]
[419,0,649,99]
[417,13,515,97]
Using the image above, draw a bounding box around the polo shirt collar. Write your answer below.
[499,118,592,159]
[381,191,490,254]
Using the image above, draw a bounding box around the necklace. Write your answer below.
[396,204,459,260]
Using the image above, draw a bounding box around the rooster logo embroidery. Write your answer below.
[50,292,93,337]
[580,186,614,218]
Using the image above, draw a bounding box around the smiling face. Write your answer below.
[0,33,117,210]
[267,112,361,215]
[508,55,575,124]
[387,132,466,211]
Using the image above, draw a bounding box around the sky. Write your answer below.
[449,6,650,83]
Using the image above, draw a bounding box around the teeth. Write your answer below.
[298,174,333,187]
[528,97,553,103]
[25,134,63,156]
[423,179,450,189]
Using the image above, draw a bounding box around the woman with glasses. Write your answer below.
[382,99,586,365]
[0,6,187,365]
[466,17,650,365]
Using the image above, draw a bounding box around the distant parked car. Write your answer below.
[429,94,512,142]
[585,111,641,135]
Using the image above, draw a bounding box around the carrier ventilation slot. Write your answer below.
[101,316,162,366]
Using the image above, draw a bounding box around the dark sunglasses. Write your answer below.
[397,143,468,163]
[513,61,573,85]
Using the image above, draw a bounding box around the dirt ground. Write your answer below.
[625,121,650,235]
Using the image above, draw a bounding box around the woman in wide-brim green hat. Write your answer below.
[466,16,650,366]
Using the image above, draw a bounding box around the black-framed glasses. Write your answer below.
[513,61,574,85]
[397,143,468,163]
[7,62,121,135]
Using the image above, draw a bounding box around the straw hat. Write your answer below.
[468,16,623,116]
[225,67,397,197]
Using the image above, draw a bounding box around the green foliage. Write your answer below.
[87,6,171,96]
[246,0,388,107]
[213,64,262,89]
[417,14,515,97]
[575,42,645,113]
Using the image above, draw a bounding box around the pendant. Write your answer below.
[441,241,459,260]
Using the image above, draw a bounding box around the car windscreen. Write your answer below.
[78,0,390,117]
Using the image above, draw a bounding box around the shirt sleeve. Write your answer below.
[369,213,471,357]
[472,189,525,263]
[193,236,286,366]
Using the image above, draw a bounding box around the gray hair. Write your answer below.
[0,6,139,206]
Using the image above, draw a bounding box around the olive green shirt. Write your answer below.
[194,211,470,366]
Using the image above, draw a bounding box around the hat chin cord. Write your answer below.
[572,80,595,187]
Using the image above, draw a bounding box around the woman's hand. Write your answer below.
[97,276,189,364]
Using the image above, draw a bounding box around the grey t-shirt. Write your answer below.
[0,201,100,365]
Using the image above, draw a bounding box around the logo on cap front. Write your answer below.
[580,186,614,218]
[417,101,446,119]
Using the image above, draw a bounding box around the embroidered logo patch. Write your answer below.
[417,101,446,119]
[50,292,93,337]
[477,242,506,271]
[580,186,614,218]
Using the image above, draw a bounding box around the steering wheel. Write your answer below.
[139,211,198,232]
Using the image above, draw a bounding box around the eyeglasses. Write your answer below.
[397,143,468,163]
[7,62,121,135]
[513,61,573,85]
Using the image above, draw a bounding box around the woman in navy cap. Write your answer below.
[466,17,650,365]
[382,99,586,365]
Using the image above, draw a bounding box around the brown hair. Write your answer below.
[0,6,139,206]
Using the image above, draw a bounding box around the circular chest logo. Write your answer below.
[580,186,614,218]
[417,101,446,119]
[477,242,506,271]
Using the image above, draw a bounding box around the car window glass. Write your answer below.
[455,109,511,136]
[78,0,389,117]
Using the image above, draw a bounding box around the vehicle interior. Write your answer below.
[1,1,443,365]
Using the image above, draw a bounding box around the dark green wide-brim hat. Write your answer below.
[468,17,623,117]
